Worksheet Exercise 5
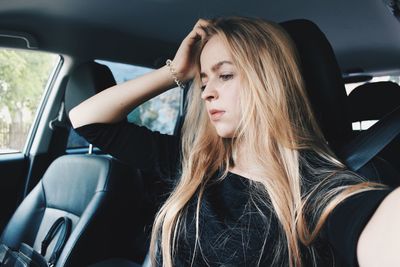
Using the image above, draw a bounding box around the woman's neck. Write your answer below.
[229,143,258,181]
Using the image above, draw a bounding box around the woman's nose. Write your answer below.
[201,83,218,101]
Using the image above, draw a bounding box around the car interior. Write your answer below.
[0,0,399,266]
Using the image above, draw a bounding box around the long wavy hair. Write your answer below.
[150,16,384,266]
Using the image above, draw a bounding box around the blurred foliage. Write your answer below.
[0,48,57,152]
[0,49,57,116]
[97,60,181,135]
[127,88,180,134]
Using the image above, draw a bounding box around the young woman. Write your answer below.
[70,17,399,267]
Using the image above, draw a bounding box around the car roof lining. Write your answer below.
[0,0,400,74]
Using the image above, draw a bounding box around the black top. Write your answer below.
[75,121,392,266]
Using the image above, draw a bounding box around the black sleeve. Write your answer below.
[74,121,181,179]
[324,188,394,266]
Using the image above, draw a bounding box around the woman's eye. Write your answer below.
[200,85,206,91]
[220,74,233,81]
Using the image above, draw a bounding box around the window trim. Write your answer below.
[22,55,64,155]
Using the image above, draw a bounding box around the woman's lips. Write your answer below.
[210,111,225,121]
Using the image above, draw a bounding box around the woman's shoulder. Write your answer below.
[75,120,181,175]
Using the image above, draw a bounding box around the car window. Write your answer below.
[67,60,181,150]
[345,75,400,131]
[344,75,400,95]
[0,48,59,154]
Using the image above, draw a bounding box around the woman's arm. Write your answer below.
[69,19,209,129]
[69,66,175,128]
[357,186,400,266]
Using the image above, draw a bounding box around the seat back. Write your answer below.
[281,20,400,185]
[64,61,117,115]
[0,154,142,266]
[348,81,400,123]
[1,61,145,266]
[281,20,353,152]
[346,81,400,183]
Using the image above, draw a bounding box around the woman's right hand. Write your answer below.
[171,19,210,82]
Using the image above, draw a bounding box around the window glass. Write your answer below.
[351,120,379,131]
[67,60,181,149]
[345,75,400,131]
[100,60,181,134]
[344,75,400,95]
[0,48,59,154]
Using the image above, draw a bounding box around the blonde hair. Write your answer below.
[150,16,385,266]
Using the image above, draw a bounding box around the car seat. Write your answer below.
[347,81,400,185]
[280,20,400,185]
[0,62,144,266]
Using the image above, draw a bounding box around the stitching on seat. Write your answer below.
[46,206,81,218]
[41,180,47,208]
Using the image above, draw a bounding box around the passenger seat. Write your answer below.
[281,20,400,186]
[347,81,400,185]
[0,62,144,266]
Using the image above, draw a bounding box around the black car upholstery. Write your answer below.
[64,61,117,115]
[281,20,400,186]
[0,154,142,266]
[348,81,400,122]
[281,20,353,153]
[348,81,400,171]
[346,81,400,184]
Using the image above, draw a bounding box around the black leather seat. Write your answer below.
[347,81,400,185]
[348,81,400,125]
[281,20,400,185]
[0,62,144,266]
[0,154,142,266]
[64,61,118,115]
[281,20,353,153]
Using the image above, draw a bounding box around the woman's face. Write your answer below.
[200,35,243,138]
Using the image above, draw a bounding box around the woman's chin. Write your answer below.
[215,128,235,138]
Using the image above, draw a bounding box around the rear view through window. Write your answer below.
[100,60,181,135]
[345,75,400,131]
[67,60,181,150]
[0,48,59,153]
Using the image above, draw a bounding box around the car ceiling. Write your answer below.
[1,0,400,75]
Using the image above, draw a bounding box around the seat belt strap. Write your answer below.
[340,105,400,171]
[40,216,72,266]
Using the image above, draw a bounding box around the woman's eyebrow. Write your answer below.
[200,60,233,78]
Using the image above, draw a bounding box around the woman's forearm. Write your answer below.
[69,65,176,128]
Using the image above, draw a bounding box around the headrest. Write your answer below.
[280,20,353,151]
[347,81,400,122]
[64,62,116,115]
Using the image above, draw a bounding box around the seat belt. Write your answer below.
[0,217,72,267]
[339,105,400,171]
[173,81,190,136]
[41,216,72,267]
